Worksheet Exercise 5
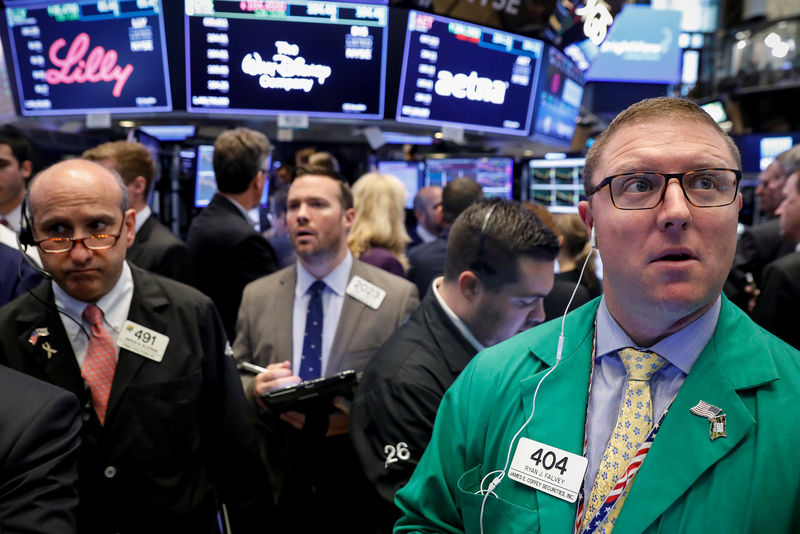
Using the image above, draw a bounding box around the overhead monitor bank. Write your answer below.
[185,0,388,119]
[4,0,172,116]
[532,46,585,148]
[396,10,543,136]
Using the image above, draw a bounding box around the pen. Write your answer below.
[237,361,270,375]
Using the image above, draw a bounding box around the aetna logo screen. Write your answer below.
[396,11,543,136]
[5,1,172,116]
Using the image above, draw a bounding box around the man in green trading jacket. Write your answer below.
[395,97,800,533]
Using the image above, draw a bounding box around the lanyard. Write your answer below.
[573,330,676,534]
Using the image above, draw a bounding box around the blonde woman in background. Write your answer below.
[554,212,603,298]
[348,172,411,278]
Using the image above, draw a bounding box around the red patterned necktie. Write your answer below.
[82,304,117,425]
[0,218,9,227]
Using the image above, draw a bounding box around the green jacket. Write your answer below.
[395,297,800,533]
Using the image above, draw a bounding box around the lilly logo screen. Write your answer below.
[396,11,543,136]
[5,1,171,116]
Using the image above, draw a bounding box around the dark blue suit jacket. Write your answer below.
[0,364,81,533]
[186,193,278,339]
[0,243,44,307]
[407,237,447,298]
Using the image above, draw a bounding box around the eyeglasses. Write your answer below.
[35,219,126,254]
[587,168,742,210]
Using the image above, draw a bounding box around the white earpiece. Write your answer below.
[590,226,597,248]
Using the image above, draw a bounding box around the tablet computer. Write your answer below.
[261,370,358,413]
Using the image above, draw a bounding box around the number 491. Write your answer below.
[530,448,568,475]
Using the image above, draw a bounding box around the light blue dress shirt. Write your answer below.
[582,296,721,496]
[291,252,353,377]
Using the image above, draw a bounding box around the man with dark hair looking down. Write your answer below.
[351,198,558,531]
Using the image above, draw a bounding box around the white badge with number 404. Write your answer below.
[508,437,587,503]
[117,321,169,362]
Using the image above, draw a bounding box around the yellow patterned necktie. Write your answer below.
[582,348,667,533]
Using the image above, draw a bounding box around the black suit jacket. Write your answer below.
[127,215,195,286]
[0,364,81,534]
[752,251,800,350]
[724,218,796,311]
[186,193,278,339]
[0,242,44,307]
[350,289,476,531]
[407,237,447,298]
[0,266,272,534]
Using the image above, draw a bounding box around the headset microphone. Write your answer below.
[18,197,35,247]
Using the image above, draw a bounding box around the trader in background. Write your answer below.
[350,198,558,531]
[724,145,800,311]
[408,185,443,247]
[395,97,800,533]
[407,177,483,297]
[83,141,195,285]
[234,164,418,532]
[0,126,40,266]
[752,168,800,349]
[0,159,272,533]
[186,127,278,339]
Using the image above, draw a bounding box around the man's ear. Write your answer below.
[457,270,481,302]
[20,160,33,180]
[342,207,355,231]
[131,176,147,196]
[123,209,136,248]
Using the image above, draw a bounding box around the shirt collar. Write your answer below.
[432,276,485,353]
[219,195,255,226]
[135,205,151,233]
[595,295,721,374]
[53,261,135,336]
[296,251,353,297]
[415,224,438,244]
[1,202,22,232]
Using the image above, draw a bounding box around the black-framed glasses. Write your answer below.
[34,218,126,254]
[587,168,742,210]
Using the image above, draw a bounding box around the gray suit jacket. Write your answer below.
[234,258,419,400]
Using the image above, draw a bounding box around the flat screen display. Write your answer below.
[185,0,388,119]
[424,157,513,199]
[0,37,16,122]
[4,0,172,116]
[376,160,424,208]
[527,157,585,213]
[396,10,543,136]
[194,144,270,208]
[585,5,682,84]
[532,46,584,148]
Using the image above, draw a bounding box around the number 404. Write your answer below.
[530,448,568,475]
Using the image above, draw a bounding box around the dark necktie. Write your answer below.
[299,280,326,381]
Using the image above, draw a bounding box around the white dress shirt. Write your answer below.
[431,276,485,353]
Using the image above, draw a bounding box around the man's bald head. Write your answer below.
[28,159,128,223]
